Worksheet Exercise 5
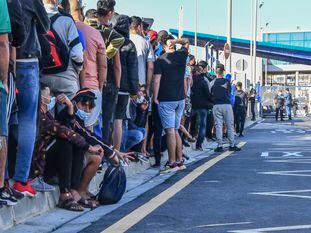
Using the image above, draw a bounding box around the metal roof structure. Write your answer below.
[169,29,311,65]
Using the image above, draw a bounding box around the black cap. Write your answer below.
[216,63,225,72]
[73,88,97,102]
[96,0,115,16]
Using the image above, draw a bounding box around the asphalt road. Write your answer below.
[81,118,311,233]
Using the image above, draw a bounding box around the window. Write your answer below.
[267,33,277,42]
[304,32,311,40]
[291,32,304,41]
[277,33,290,41]
[236,59,248,71]
[291,41,304,47]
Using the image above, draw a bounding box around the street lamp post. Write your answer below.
[252,0,258,85]
[227,0,232,73]
[195,0,198,58]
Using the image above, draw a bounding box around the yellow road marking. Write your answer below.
[102,142,247,233]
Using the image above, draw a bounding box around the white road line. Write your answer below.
[249,189,311,200]
[260,152,269,157]
[259,170,311,177]
[101,143,247,233]
[193,221,252,229]
[228,224,311,233]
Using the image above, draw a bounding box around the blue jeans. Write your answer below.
[14,61,39,183]
[194,109,208,148]
[121,121,146,152]
[286,105,292,120]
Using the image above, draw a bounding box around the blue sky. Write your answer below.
[85,0,311,40]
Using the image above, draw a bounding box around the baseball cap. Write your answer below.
[73,88,97,102]
[148,30,158,42]
[216,63,225,72]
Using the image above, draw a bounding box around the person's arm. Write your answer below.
[146,43,155,96]
[127,42,139,95]
[0,34,9,92]
[153,74,161,104]
[97,52,107,91]
[33,0,50,34]
[170,38,190,51]
[67,20,83,72]
[146,61,154,96]
[113,51,121,88]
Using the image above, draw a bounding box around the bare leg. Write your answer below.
[78,155,101,198]
[112,119,123,151]
[175,130,183,162]
[165,128,177,163]
[0,137,7,188]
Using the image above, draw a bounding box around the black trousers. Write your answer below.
[275,107,284,121]
[205,109,214,139]
[234,109,247,135]
[152,103,163,165]
[250,99,256,120]
[45,139,85,193]
[102,84,118,145]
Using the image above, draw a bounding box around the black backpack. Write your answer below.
[38,13,79,75]
[97,166,127,205]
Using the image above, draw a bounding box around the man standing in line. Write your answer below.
[284,88,293,120]
[153,36,189,173]
[96,0,125,145]
[0,0,18,206]
[12,0,50,197]
[234,82,248,137]
[274,90,285,121]
[129,16,155,96]
[71,0,107,129]
[212,64,241,152]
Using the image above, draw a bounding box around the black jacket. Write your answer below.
[112,15,139,95]
[191,74,214,110]
[7,0,25,47]
[16,0,50,59]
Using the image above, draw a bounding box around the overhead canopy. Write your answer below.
[169,29,311,66]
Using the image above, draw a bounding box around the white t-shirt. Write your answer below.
[130,34,155,85]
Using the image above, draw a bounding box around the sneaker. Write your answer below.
[151,163,161,168]
[4,181,24,200]
[214,147,224,152]
[0,187,18,206]
[13,181,37,198]
[182,154,190,161]
[229,145,242,151]
[160,162,179,174]
[177,160,187,171]
[30,177,56,192]
[182,141,191,147]
[238,134,244,137]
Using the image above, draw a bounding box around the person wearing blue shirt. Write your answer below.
[284,88,293,120]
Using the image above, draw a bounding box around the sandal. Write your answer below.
[78,197,97,209]
[58,198,84,212]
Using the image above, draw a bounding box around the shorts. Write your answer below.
[115,94,129,120]
[85,90,102,127]
[158,100,185,129]
[0,82,8,137]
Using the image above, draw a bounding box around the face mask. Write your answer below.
[76,109,91,122]
[48,97,56,111]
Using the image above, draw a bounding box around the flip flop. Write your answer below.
[58,198,84,212]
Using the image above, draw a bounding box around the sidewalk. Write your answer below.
[2,117,260,233]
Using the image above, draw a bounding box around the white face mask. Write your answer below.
[136,96,145,104]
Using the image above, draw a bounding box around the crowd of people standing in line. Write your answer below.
[0,0,257,212]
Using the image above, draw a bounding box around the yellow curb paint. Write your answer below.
[102,142,247,233]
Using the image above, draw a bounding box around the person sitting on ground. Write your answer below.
[44,89,134,211]
[233,82,248,137]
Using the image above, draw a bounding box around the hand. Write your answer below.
[57,94,72,107]
[115,150,136,165]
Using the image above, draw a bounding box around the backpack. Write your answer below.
[38,13,79,75]
[97,166,126,205]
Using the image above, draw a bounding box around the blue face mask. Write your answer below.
[75,109,91,122]
[47,97,56,111]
